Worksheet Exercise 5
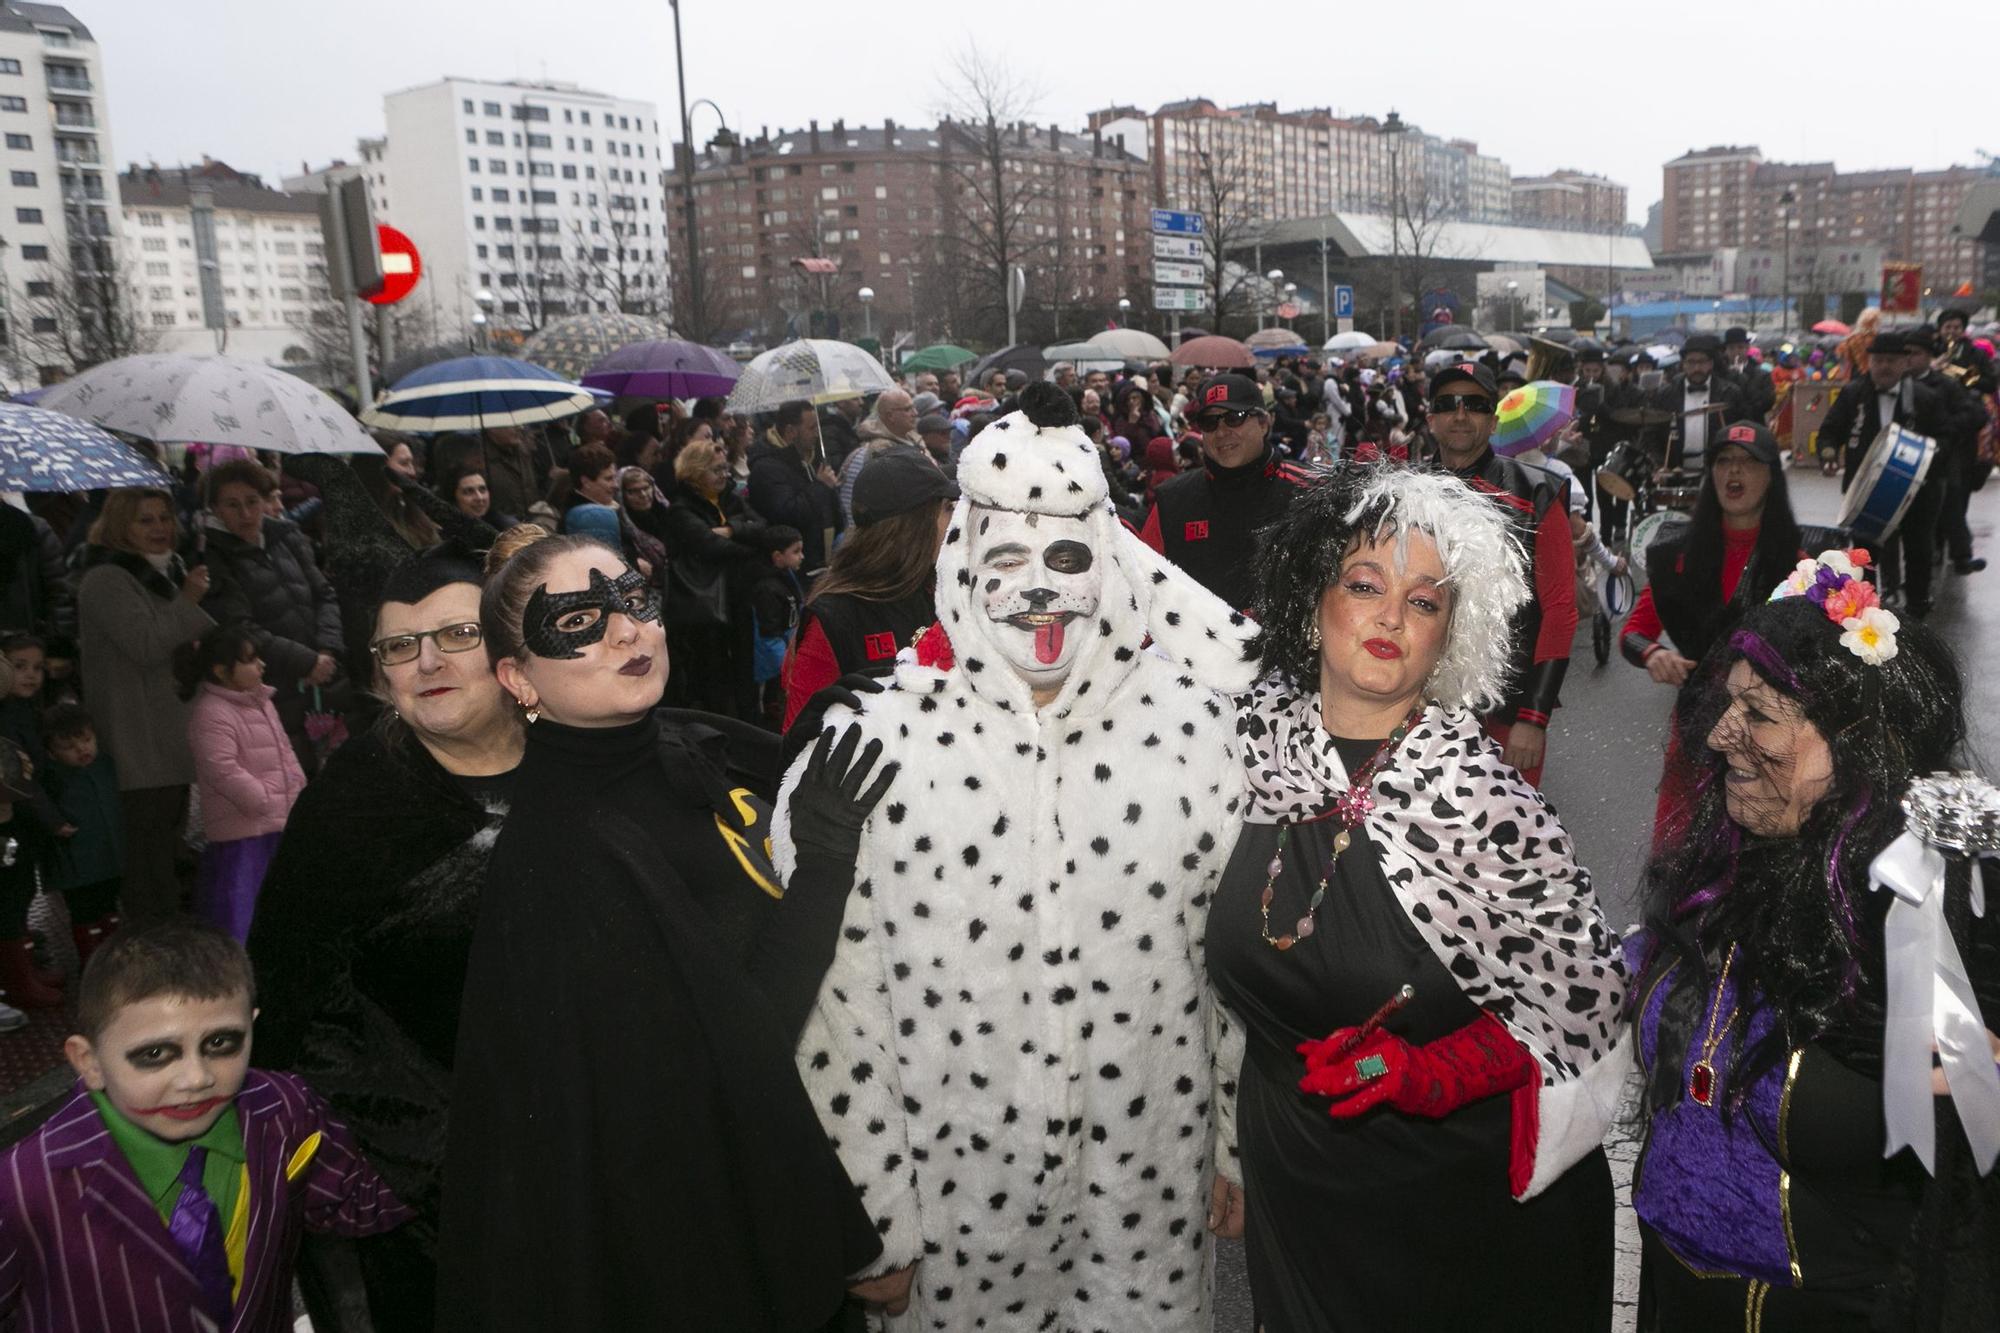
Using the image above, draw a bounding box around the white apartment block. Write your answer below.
[0,2,119,385]
[381,76,664,341]
[118,161,332,366]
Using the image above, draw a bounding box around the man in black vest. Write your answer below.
[1138,373,1314,612]
[1722,327,1775,421]
[1419,361,1575,786]
[1818,329,1950,615]
[1644,333,1749,471]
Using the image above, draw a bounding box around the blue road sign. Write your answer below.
[1150,208,1204,236]
[1333,285,1355,319]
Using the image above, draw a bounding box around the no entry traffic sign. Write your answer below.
[366,224,422,305]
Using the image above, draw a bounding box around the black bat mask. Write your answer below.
[521,567,659,660]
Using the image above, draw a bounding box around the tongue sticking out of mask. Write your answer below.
[1034,617,1065,664]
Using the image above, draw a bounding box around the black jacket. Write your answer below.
[200,517,342,688]
[0,504,74,639]
[1821,376,1950,488]
[817,407,863,469]
[746,437,839,573]
[1911,369,1990,460]
[1139,445,1315,612]
[1645,374,1751,469]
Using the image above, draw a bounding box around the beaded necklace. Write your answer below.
[1258,705,1425,951]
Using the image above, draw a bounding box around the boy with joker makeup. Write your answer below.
[774,384,1263,1330]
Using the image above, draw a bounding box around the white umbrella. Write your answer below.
[40,354,380,454]
[1324,330,1379,352]
[1087,328,1172,361]
[724,339,894,412]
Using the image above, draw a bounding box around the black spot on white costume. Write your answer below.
[775,398,1262,1331]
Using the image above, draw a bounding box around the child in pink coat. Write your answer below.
[181,624,305,940]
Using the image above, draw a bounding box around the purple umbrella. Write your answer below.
[581,340,741,400]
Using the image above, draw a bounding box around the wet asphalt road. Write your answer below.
[1209,468,2000,1333]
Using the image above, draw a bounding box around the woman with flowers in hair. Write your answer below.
[1631,550,2000,1330]
[1208,464,1630,1331]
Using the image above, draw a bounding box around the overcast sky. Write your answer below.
[94,0,1988,226]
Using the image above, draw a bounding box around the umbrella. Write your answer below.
[521,312,674,382]
[724,339,895,413]
[1536,328,1581,345]
[1090,328,1172,361]
[901,343,977,374]
[1246,329,1310,357]
[967,343,1048,386]
[40,354,381,454]
[1042,340,1107,364]
[1422,328,1487,352]
[1361,341,1402,360]
[1169,335,1255,370]
[363,356,596,432]
[582,340,741,401]
[1323,330,1379,351]
[383,341,474,387]
[1491,381,1577,458]
[0,402,171,491]
[1484,334,1524,356]
[1811,319,1850,336]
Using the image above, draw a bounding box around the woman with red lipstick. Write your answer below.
[437,529,897,1332]
[1208,465,1629,1331]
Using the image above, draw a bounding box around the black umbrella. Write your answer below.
[967,343,1048,385]
[1423,328,1489,352]
[1537,328,1580,345]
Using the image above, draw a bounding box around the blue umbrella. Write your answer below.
[361,356,596,431]
[582,340,741,401]
[0,402,171,491]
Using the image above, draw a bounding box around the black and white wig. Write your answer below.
[1253,463,1529,712]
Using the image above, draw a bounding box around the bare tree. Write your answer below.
[932,49,1057,344]
[1179,130,1265,337]
[1386,170,1464,337]
[14,242,156,374]
[563,194,665,319]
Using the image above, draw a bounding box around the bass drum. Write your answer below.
[1596,440,1652,502]
[1836,424,1937,545]
[1630,510,1691,591]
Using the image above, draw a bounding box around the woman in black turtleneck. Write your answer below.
[435,531,898,1332]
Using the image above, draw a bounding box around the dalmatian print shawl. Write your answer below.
[1234,672,1632,1197]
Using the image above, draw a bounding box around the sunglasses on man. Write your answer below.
[1194,408,1263,429]
[1429,394,1494,416]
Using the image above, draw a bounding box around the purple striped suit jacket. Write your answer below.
[0,1068,411,1332]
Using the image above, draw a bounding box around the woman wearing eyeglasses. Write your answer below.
[247,535,529,1331]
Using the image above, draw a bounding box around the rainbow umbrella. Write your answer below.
[1491,380,1575,457]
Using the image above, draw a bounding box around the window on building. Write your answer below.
[527,134,551,149]
[489,159,506,173]
[495,244,515,260]
[472,216,485,230]
[580,111,591,126]
[21,244,45,260]
[470,186,483,201]
[5,168,33,188]
[0,59,18,74]
[462,98,474,114]
[151,312,175,327]
[29,316,54,333]
[483,101,501,116]
[0,97,26,113]
[561,163,576,179]
[468,158,480,173]
[531,161,552,177]
[144,260,168,275]
[26,280,52,297]
[531,189,556,204]
[12,207,38,224]
[2,133,25,149]
[485,130,503,146]
[465,129,476,145]
[494,217,513,232]
[563,109,573,124]
[492,187,510,203]
[38,29,71,48]
[585,165,595,180]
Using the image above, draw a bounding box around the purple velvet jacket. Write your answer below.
[0,1069,410,1332]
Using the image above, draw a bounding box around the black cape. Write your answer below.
[434,716,880,1331]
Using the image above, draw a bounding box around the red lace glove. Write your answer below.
[1296,1011,1537,1119]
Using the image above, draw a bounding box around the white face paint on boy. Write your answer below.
[968,506,1103,693]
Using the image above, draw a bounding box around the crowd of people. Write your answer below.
[0,307,1991,1333]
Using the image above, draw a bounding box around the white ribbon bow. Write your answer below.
[1868,831,2000,1175]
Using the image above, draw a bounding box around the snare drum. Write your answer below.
[1836,424,1938,544]
[1596,440,1652,502]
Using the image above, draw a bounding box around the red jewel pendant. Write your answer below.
[1688,1060,1716,1106]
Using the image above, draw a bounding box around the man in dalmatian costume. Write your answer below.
[774,382,1264,1331]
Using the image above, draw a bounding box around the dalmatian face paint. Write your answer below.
[967,505,1102,691]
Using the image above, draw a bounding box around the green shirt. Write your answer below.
[89,1091,245,1228]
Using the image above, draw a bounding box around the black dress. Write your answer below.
[249,724,514,1332]
[435,715,880,1332]
[1208,736,1613,1333]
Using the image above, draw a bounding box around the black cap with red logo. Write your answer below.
[1428,361,1497,400]
[1712,420,1780,466]
[1193,374,1266,417]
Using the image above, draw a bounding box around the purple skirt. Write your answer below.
[194,832,282,942]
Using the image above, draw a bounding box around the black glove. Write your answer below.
[787,723,898,865]
[779,669,889,771]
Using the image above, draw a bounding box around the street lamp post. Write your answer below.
[1779,188,1795,334]
[858,285,874,339]
[1117,296,1131,328]
[1283,282,1297,330]
[669,0,705,341]
[1505,279,1518,334]
[1382,110,1406,342]
[1265,268,1283,330]
[473,287,495,352]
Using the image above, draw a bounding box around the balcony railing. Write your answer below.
[43,71,91,96]
[52,107,95,129]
